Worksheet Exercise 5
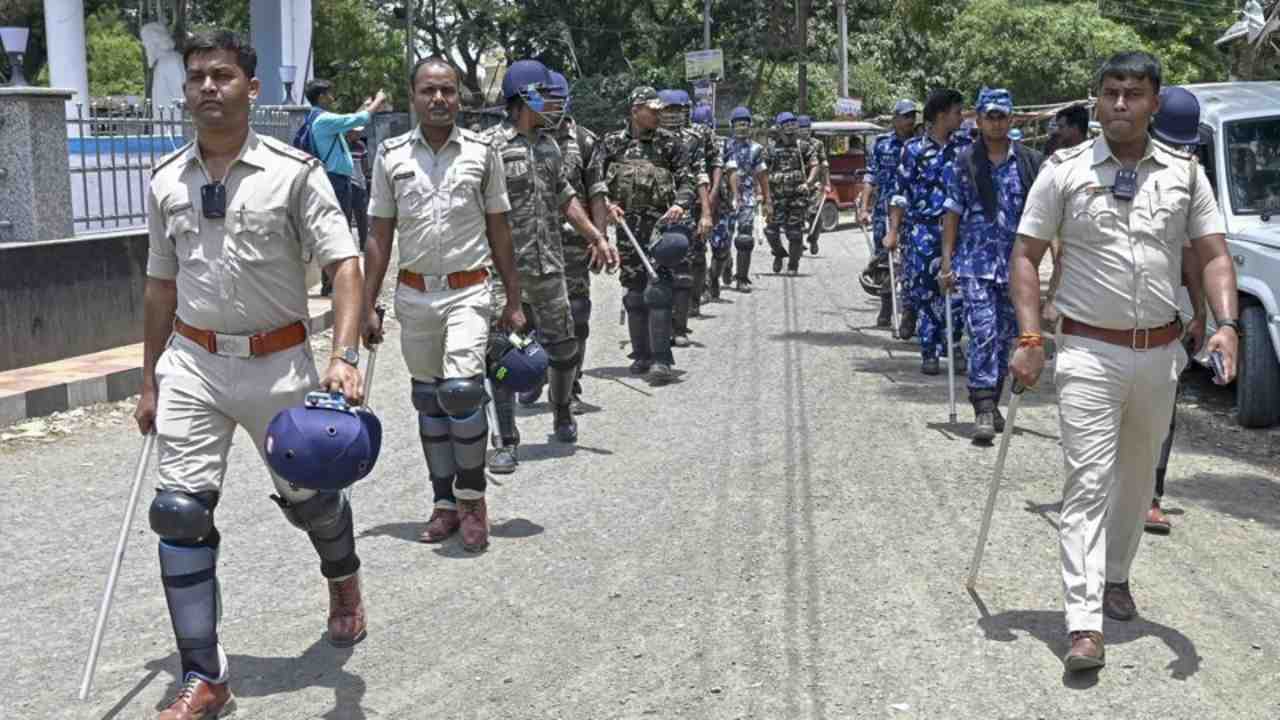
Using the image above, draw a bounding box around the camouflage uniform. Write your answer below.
[764,133,817,272]
[803,135,830,247]
[892,133,969,361]
[483,120,577,445]
[670,123,708,337]
[688,122,723,314]
[719,135,767,285]
[553,117,598,394]
[587,98,696,367]
[943,141,1041,402]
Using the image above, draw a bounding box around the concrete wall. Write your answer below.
[0,230,148,372]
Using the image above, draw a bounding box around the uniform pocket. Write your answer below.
[165,204,201,261]
[234,207,293,264]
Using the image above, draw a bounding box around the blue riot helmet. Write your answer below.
[776,111,798,137]
[1152,86,1201,149]
[265,392,383,491]
[731,106,752,139]
[490,332,550,393]
[545,70,569,128]
[651,226,691,268]
[658,89,692,130]
[796,114,813,138]
[501,59,553,124]
[691,103,714,128]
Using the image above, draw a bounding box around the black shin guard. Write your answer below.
[624,289,650,361]
[159,533,224,681]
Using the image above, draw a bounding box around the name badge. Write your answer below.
[506,159,531,178]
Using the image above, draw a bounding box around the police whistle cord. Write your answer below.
[79,431,156,701]
[966,380,1027,590]
[945,291,958,425]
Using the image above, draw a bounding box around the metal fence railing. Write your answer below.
[67,102,293,235]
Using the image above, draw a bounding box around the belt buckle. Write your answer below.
[1131,327,1151,351]
[214,333,253,358]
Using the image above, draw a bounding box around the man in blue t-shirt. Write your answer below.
[303,79,386,293]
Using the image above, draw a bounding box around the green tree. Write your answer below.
[311,0,406,109]
[86,7,145,97]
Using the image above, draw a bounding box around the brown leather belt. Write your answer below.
[174,317,308,357]
[398,268,489,293]
[1061,317,1181,351]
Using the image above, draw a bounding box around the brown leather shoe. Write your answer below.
[327,573,367,647]
[419,508,460,543]
[157,674,232,720]
[1063,630,1105,671]
[1145,499,1171,534]
[1103,581,1137,621]
[458,497,489,553]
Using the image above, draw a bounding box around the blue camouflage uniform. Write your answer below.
[892,133,969,360]
[943,145,1024,392]
[719,135,767,281]
[869,133,908,254]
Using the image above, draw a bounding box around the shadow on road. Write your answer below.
[1173,472,1280,530]
[968,590,1201,686]
[358,521,425,543]
[490,517,545,538]
[130,637,366,719]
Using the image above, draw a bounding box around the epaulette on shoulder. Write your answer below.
[1049,138,1093,166]
[380,131,414,153]
[151,141,193,176]
[260,135,316,165]
[459,126,493,146]
[1151,138,1193,161]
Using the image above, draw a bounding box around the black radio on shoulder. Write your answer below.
[201,182,227,219]
[1111,170,1138,201]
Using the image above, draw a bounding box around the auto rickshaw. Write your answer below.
[810,120,885,231]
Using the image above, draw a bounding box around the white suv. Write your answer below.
[1185,82,1280,427]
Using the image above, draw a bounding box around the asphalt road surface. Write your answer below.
[3,223,1279,719]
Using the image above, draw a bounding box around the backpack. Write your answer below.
[291,108,341,163]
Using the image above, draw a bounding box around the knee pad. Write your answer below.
[150,491,219,542]
[734,234,754,251]
[274,489,346,534]
[643,282,673,309]
[623,289,646,312]
[545,338,578,367]
[673,273,694,290]
[569,295,592,325]
[437,376,486,418]
[411,381,456,480]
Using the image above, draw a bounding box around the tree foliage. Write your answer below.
[86,7,145,96]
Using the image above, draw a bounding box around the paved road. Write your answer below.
[3,224,1279,719]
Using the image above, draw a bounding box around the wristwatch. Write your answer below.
[331,346,360,368]
[1217,319,1242,334]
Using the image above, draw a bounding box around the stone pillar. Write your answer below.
[252,0,313,106]
[0,88,75,243]
[43,0,90,127]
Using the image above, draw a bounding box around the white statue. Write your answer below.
[141,22,184,112]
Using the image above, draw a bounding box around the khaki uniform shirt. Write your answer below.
[1017,136,1223,331]
[368,125,510,275]
[485,121,576,276]
[146,130,358,335]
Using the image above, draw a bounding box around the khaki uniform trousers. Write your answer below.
[396,280,492,381]
[154,332,319,505]
[1054,331,1186,633]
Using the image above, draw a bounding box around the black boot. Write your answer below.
[553,403,578,443]
[877,295,893,327]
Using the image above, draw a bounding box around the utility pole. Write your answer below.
[405,0,416,126]
[837,0,849,97]
[703,0,711,50]
[796,0,808,114]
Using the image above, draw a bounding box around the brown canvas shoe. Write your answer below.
[1103,581,1137,621]
[458,497,490,553]
[157,674,232,720]
[419,508,460,543]
[1063,630,1105,671]
[327,573,367,647]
